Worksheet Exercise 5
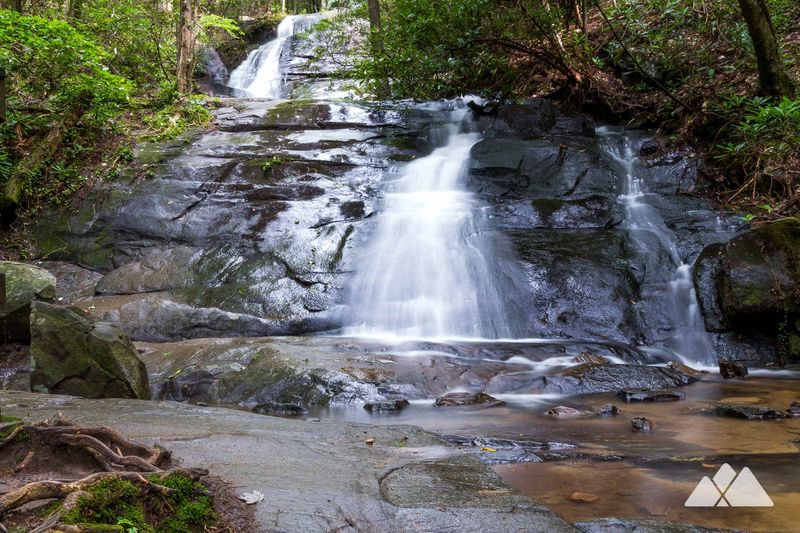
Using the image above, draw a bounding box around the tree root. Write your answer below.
[0,413,171,471]
[0,415,202,531]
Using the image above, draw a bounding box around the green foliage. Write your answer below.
[714,96,800,197]
[0,10,132,122]
[142,96,213,142]
[199,14,243,42]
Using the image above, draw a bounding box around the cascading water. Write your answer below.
[598,128,715,365]
[227,15,298,98]
[346,106,520,340]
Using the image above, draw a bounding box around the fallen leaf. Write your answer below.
[570,491,598,503]
[238,490,264,505]
[480,447,497,452]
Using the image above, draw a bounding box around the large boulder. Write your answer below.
[695,220,800,360]
[0,261,56,343]
[29,301,150,399]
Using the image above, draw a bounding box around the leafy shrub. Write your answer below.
[714,96,800,199]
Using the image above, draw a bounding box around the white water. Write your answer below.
[598,128,715,365]
[227,15,299,98]
[346,107,517,339]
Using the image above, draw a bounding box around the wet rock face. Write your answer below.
[696,220,800,361]
[32,98,473,342]
[631,416,652,432]
[534,363,696,395]
[0,261,56,343]
[29,302,150,400]
[467,115,733,348]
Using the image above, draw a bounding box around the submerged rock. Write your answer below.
[364,399,410,413]
[434,392,506,408]
[443,435,575,465]
[598,403,622,416]
[715,404,786,420]
[618,388,685,402]
[631,417,652,432]
[29,302,150,399]
[253,402,308,417]
[545,405,593,418]
[719,360,748,380]
[575,518,735,532]
[0,261,56,343]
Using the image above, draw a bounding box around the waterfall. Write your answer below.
[227,15,298,98]
[598,128,715,365]
[345,106,520,340]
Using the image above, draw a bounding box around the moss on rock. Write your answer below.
[61,473,218,533]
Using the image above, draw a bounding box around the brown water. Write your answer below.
[320,374,800,531]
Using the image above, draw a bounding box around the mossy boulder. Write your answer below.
[29,301,150,399]
[0,261,56,343]
[716,220,800,358]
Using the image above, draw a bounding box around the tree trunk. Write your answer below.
[176,0,195,95]
[0,68,6,124]
[367,0,388,97]
[1,91,92,219]
[737,0,794,97]
[367,0,383,52]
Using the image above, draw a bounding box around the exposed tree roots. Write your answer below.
[0,414,207,532]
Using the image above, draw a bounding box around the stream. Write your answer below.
[30,13,800,531]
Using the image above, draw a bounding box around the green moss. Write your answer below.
[329,225,354,270]
[0,416,23,440]
[61,474,218,533]
[383,135,418,151]
[62,477,149,532]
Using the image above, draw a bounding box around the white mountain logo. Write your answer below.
[685,463,773,507]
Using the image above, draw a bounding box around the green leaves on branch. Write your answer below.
[0,9,131,124]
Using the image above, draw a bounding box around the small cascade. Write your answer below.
[345,105,521,340]
[227,15,299,98]
[598,128,715,365]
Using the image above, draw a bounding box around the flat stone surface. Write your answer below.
[1,390,576,533]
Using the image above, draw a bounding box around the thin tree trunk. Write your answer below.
[367,0,388,97]
[176,0,195,95]
[367,0,383,52]
[737,0,794,97]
